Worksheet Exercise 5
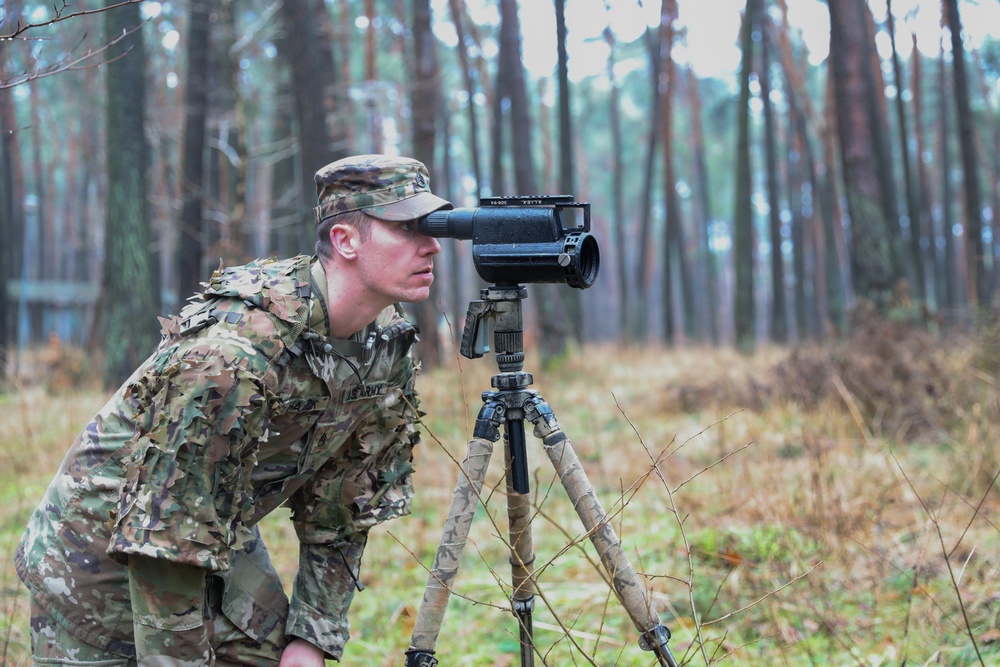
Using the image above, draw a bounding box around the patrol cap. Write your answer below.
[314,154,452,224]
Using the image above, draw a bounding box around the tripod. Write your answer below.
[404,285,678,667]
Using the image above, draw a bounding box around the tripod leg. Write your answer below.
[524,398,679,667]
[406,435,496,666]
[504,436,537,667]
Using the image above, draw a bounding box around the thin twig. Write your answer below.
[0,0,142,40]
[845,535,965,634]
[831,372,874,445]
[673,440,754,494]
[947,467,1000,560]
[1,22,143,90]
[711,630,783,665]
[701,562,823,626]
[889,450,986,666]
[613,394,713,665]
[923,468,1000,533]
[387,531,508,613]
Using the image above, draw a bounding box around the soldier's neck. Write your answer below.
[317,258,383,339]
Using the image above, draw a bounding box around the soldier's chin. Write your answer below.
[401,284,432,303]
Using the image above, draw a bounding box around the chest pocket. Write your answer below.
[268,395,330,447]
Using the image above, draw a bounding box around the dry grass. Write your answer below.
[1,323,998,665]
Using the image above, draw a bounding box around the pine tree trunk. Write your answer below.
[886,0,927,305]
[177,0,213,302]
[218,0,250,264]
[944,0,990,308]
[280,0,344,252]
[734,0,758,351]
[409,0,443,367]
[268,78,298,259]
[448,0,484,195]
[658,0,694,344]
[827,0,903,309]
[0,50,25,386]
[632,23,662,342]
[555,0,583,341]
[972,50,1000,300]
[686,67,720,345]
[822,75,851,329]
[909,33,937,311]
[760,18,787,343]
[102,0,159,387]
[786,108,811,340]
[498,0,568,361]
[603,26,629,341]
[775,0,839,336]
[938,39,960,310]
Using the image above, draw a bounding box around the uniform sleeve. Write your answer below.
[285,347,421,657]
[285,533,368,660]
[107,336,279,572]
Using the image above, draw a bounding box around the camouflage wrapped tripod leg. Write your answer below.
[504,438,538,665]
[524,397,679,667]
[406,436,495,663]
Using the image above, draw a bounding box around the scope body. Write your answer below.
[419,196,600,288]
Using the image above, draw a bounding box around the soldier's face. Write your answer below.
[356,218,442,305]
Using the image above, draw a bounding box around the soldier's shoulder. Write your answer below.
[159,255,314,363]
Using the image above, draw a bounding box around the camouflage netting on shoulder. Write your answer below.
[108,333,281,571]
[160,256,313,356]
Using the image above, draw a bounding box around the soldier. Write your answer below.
[16,154,451,666]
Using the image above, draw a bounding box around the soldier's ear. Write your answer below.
[329,223,360,260]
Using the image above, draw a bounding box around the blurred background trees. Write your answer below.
[2,0,999,386]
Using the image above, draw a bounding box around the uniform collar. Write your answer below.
[308,257,331,336]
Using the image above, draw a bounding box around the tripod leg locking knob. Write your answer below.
[473,397,506,442]
[523,396,557,432]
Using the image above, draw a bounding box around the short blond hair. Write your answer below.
[315,209,375,260]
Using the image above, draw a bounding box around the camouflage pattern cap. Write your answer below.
[314,154,452,224]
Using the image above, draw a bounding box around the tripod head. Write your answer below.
[461,284,529,375]
[460,285,536,495]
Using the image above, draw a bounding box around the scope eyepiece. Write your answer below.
[421,210,474,240]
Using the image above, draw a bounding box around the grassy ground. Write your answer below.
[1,325,998,665]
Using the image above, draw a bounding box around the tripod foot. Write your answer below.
[404,650,439,667]
[639,624,679,667]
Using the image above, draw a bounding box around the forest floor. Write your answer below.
[1,318,998,666]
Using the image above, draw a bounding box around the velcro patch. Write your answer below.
[341,381,388,403]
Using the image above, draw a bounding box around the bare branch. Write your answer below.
[890,450,987,666]
[947,466,1000,560]
[701,562,823,626]
[612,394,713,665]
[673,438,753,494]
[0,0,142,40]
[0,20,144,90]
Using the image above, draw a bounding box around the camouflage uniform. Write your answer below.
[17,154,450,664]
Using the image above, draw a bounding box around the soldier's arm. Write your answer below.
[284,343,422,658]
[284,531,369,660]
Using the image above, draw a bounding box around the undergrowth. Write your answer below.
[0,320,997,665]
